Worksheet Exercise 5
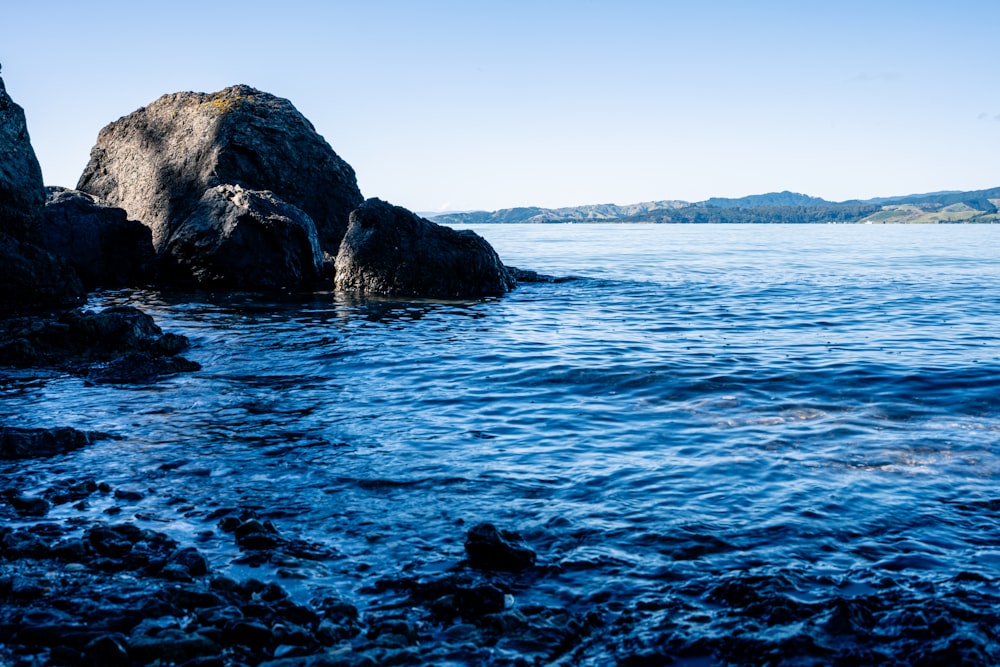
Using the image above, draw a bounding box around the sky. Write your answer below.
[2,1,998,212]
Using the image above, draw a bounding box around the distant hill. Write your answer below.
[429,187,1000,225]
[431,200,687,225]
[701,191,832,208]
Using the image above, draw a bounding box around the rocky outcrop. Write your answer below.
[334,198,515,298]
[39,187,155,288]
[76,85,363,255]
[161,184,323,289]
[0,65,45,240]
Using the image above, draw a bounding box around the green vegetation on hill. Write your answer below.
[430,188,1000,225]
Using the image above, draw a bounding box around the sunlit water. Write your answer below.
[3,224,1000,663]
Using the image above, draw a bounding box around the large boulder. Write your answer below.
[0,65,45,240]
[161,184,323,289]
[334,198,515,298]
[76,85,363,255]
[40,187,155,288]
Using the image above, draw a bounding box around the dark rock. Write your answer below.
[0,231,86,313]
[113,488,145,501]
[506,266,569,283]
[127,627,219,664]
[334,198,515,298]
[161,184,323,288]
[84,634,130,667]
[455,584,507,618]
[0,306,198,381]
[464,523,537,572]
[39,187,155,288]
[234,518,281,550]
[87,351,201,383]
[0,67,45,240]
[0,426,111,460]
[0,68,86,313]
[87,524,134,558]
[1,529,50,560]
[166,547,210,578]
[51,537,90,560]
[223,619,274,650]
[77,84,363,255]
[3,491,51,517]
[46,477,100,504]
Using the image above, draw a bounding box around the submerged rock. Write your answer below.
[161,184,323,288]
[334,198,515,298]
[0,426,114,460]
[39,187,155,288]
[464,522,537,572]
[77,85,363,255]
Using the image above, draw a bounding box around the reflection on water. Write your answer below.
[3,225,1000,663]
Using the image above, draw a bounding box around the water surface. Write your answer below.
[3,224,1000,663]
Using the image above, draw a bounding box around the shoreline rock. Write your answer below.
[0,305,200,382]
[334,198,515,298]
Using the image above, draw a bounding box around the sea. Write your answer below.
[3,223,1000,664]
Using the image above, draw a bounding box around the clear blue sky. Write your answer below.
[2,1,998,211]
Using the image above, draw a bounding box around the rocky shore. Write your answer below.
[0,63,579,666]
[1,488,595,666]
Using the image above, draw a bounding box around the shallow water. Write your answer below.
[4,224,1000,663]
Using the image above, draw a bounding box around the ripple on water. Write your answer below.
[4,225,1000,663]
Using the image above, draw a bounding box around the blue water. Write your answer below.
[3,224,1000,664]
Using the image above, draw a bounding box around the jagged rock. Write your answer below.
[77,85,363,255]
[0,65,45,240]
[39,187,155,288]
[161,184,323,288]
[334,198,515,298]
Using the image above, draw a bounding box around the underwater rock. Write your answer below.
[464,522,537,572]
[0,426,113,460]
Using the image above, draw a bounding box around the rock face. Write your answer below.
[0,66,45,240]
[39,187,155,288]
[0,66,87,312]
[76,85,363,255]
[334,198,515,298]
[161,184,323,289]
